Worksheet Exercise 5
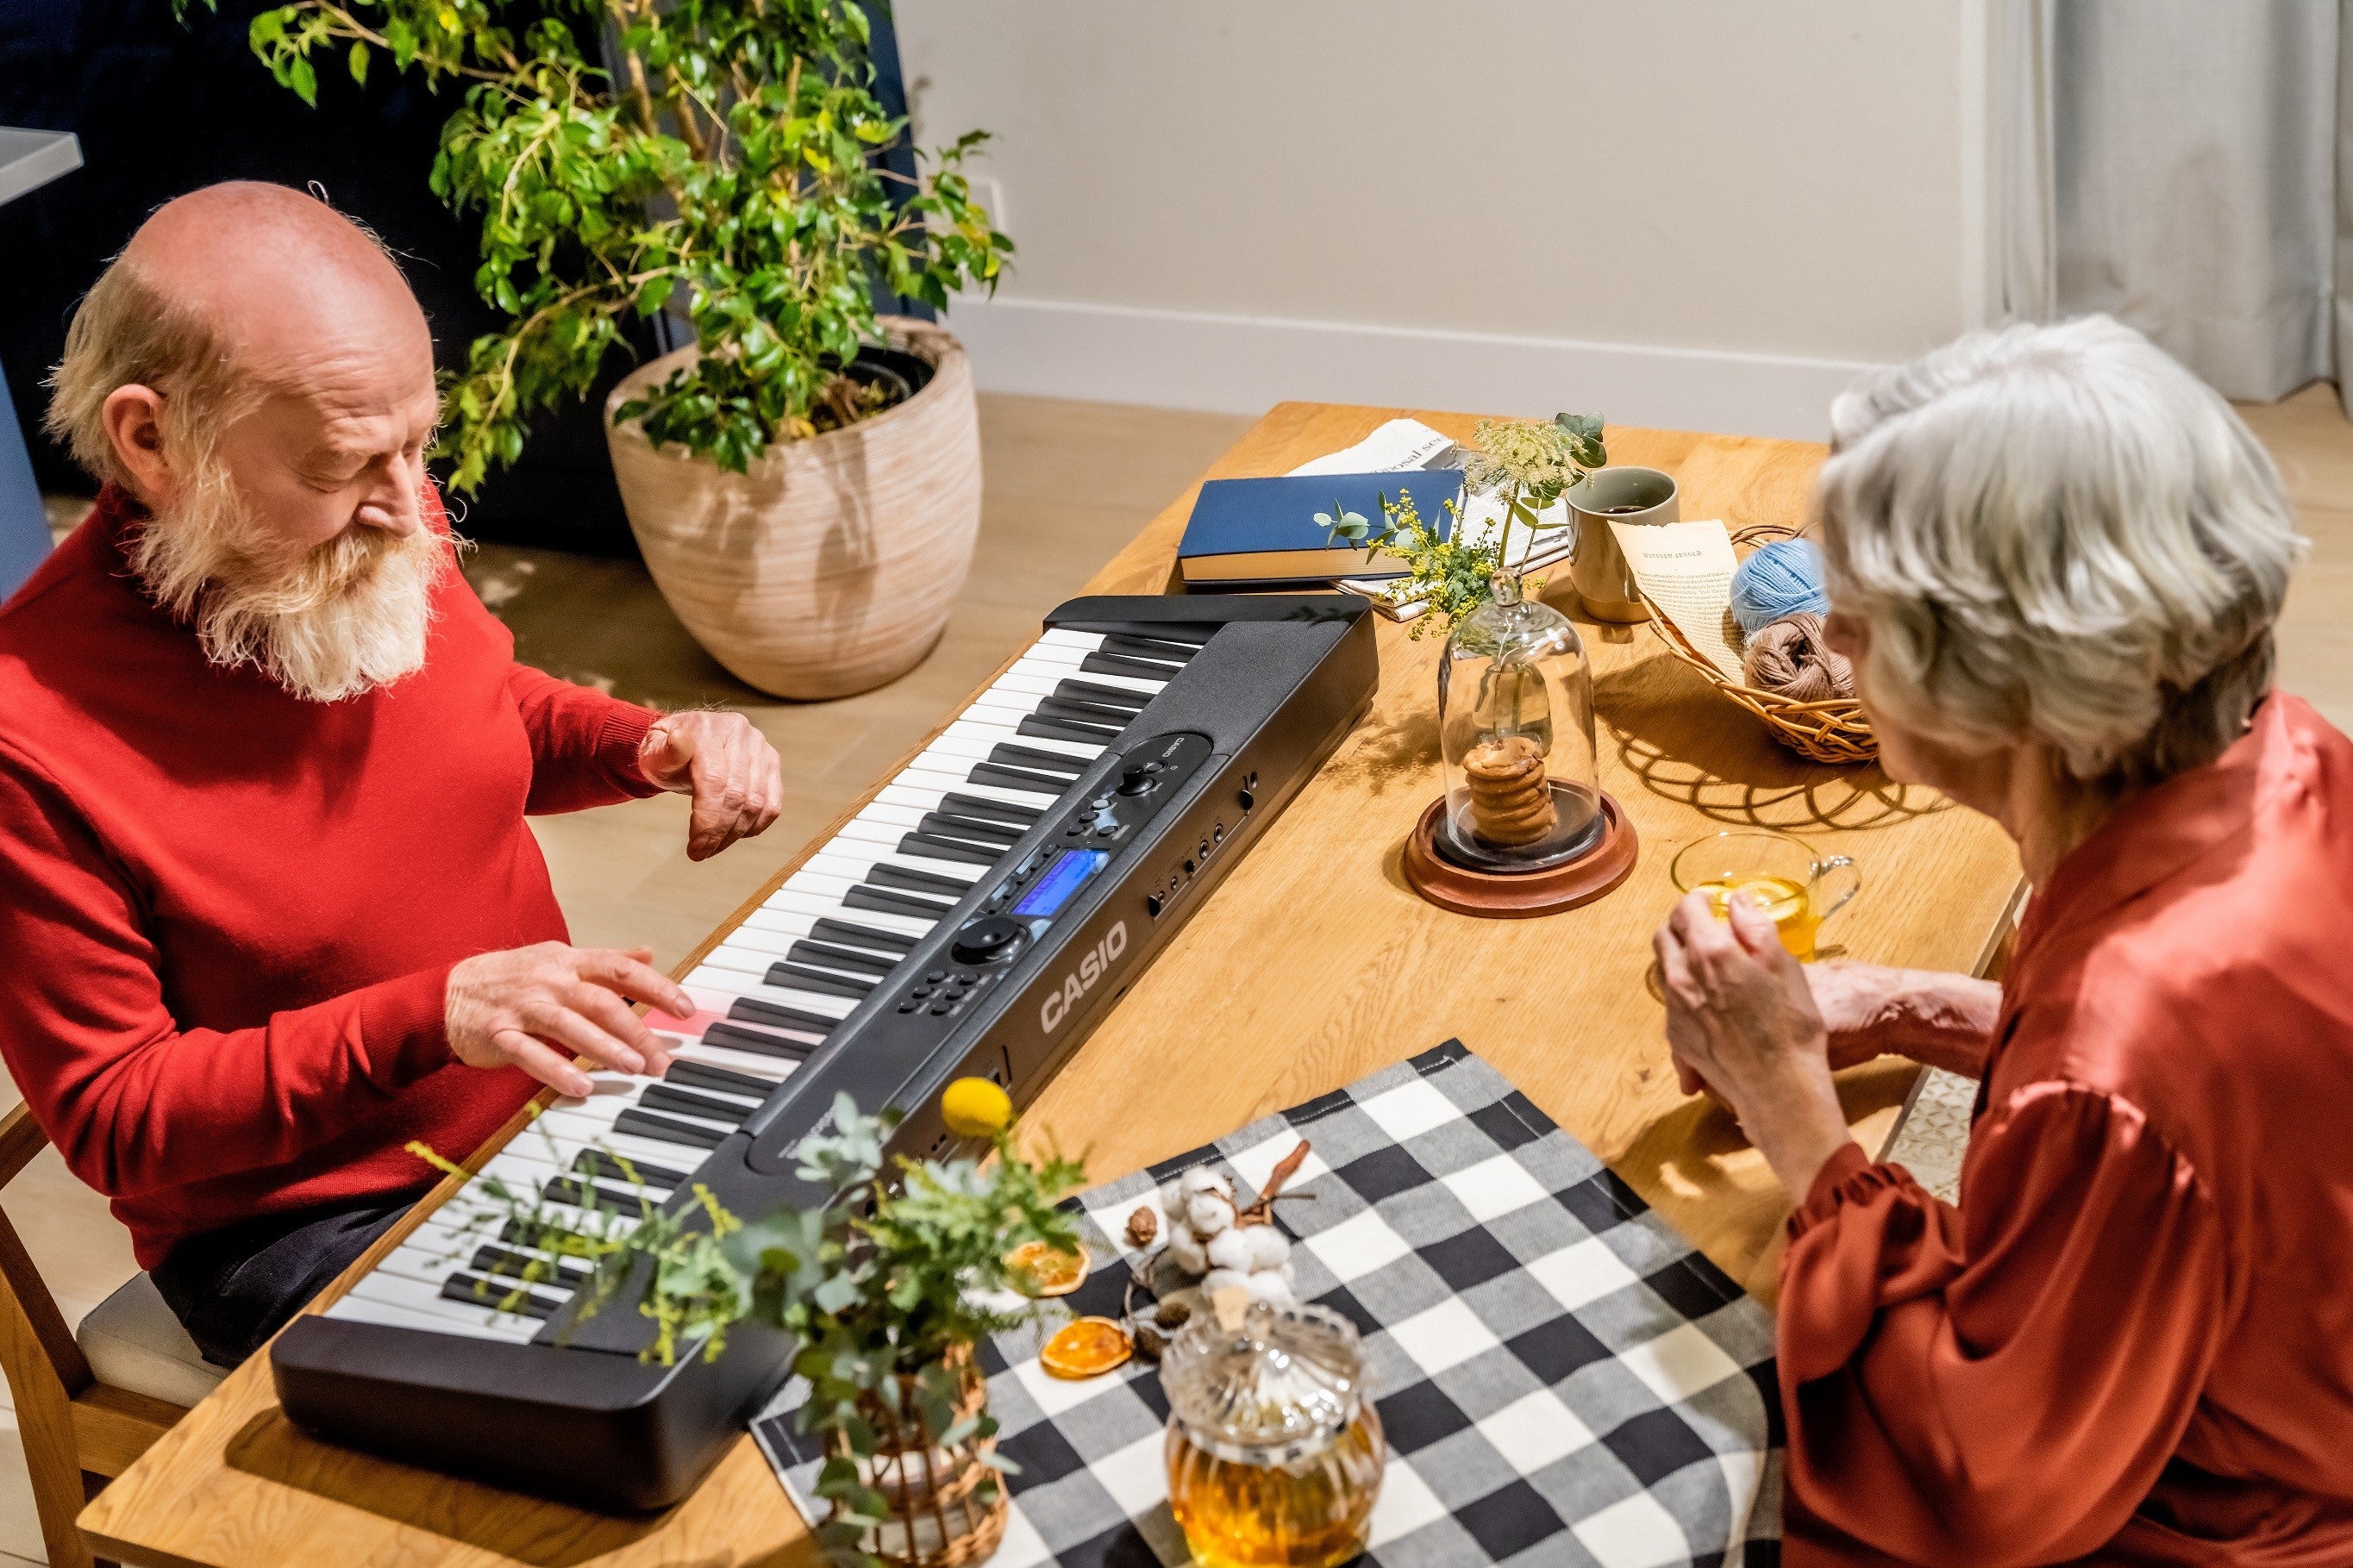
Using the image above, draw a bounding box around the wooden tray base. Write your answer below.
[1402,790,1640,918]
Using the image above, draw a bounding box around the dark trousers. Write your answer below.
[152,1193,422,1367]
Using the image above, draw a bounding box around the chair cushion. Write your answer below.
[76,1271,228,1409]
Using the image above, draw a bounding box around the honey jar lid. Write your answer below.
[1159,1292,1367,1466]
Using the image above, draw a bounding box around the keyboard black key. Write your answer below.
[987,742,1088,778]
[1100,633,1198,665]
[763,962,873,999]
[917,810,1023,846]
[500,1215,609,1254]
[1033,696,1131,731]
[786,939,899,977]
[896,831,1003,867]
[869,863,976,898]
[1052,678,1150,713]
[1020,715,1123,747]
[704,1021,818,1059]
[470,1244,591,1290]
[641,1084,758,1124]
[1101,620,1217,647]
[847,884,960,920]
[660,1059,777,1101]
[541,1175,657,1212]
[939,792,1043,828]
[1083,651,1186,681]
[616,1107,729,1150]
[728,998,837,1038]
[442,1271,564,1320]
[812,917,920,953]
[966,762,1070,796]
[572,1148,691,1189]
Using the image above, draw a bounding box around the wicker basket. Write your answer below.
[827,1346,1008,1568]
[1638,523,1879,765]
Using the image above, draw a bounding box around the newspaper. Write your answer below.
[1605,518,1745,681]
[1277,418,1571,620]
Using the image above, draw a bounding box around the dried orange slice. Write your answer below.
[1040,1315,1132,1379]
[1006,1240,1090,1297]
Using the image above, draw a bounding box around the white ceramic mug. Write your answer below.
[1567,466,1678,622]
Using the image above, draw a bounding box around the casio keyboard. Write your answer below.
[271,593,1378,1510]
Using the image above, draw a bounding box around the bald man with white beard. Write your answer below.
[0,182,786,1365]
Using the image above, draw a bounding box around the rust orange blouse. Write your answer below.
[1777,693,2353,1566]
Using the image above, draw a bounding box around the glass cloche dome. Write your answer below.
[1435,571,1602,871]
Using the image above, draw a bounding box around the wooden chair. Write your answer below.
[0,1103,218,1568]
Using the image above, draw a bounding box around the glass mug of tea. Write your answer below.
[1668,829,1859,961]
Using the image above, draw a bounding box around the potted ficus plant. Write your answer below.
[419,1093,1086,1566]
[197,0,1011,698]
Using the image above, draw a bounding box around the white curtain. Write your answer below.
[2001,0,2349,406]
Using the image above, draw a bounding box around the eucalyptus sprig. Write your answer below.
[1320,414,1608,635]
[179,0,1011,489]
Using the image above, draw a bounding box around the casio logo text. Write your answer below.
[1040,921,1128,1034]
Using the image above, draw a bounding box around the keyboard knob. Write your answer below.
[1117,764,1155,796]
[950,915,1027,965]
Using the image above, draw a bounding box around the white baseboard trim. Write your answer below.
[942,296,1891,443]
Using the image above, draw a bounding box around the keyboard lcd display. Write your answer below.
[1012,848,1109,917]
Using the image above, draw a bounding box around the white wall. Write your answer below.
[897,1,1988,440]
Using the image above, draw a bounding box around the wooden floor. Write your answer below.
[5,384,2351,1565]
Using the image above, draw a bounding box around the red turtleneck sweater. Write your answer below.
[0,487,661,1268]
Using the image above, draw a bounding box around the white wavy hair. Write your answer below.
[1817,315,2306,788]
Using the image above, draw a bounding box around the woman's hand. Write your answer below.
[1655,890,1857,1197]
[1808,961,1906,1069]
[445,943,692,1097]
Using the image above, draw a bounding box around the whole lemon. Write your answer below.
[940,1077,1013,1138]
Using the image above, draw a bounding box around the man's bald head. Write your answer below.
[49,182,435,495]
[120,181,431,397]
[45,182,449,702]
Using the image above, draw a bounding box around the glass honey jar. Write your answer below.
[1161,1293,1386,1568]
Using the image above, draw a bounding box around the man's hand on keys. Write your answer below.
[446,943,693,1097]
[637,710,784,861]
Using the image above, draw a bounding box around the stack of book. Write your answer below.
[1175,419,1580,622]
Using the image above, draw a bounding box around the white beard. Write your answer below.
[128,460,449,703]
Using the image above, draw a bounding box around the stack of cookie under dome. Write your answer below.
[1462,734,1555,846]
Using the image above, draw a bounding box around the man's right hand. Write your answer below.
[445,943,693,1097]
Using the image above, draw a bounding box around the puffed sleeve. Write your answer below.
[1775,1081,2226,1566]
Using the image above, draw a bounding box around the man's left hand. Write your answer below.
[638,710,783,861]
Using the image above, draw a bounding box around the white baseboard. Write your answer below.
[942,296,1891,443]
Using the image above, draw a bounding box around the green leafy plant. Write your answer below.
[181,0,1010,489]
[413,1096,1084,1564]
[1321,414,1608,636]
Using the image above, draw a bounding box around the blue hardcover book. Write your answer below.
[1177,470,1462,588]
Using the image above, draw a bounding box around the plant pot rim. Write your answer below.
[604,315,966,466]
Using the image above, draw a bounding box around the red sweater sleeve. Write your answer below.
[1777,1082,2225,1565]
[0,755,456,1197]
[504,664,663,814]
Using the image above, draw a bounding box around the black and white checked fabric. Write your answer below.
[754,1041,1783,1566]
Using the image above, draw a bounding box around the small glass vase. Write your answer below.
[1436,570,1602,871]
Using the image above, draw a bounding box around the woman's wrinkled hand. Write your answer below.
[1653,890,1856,1196]
[1807,960,1907,1070]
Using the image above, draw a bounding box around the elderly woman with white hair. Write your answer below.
[1655,316,2353,1565]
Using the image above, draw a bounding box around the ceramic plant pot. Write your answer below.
[604,317,982,699]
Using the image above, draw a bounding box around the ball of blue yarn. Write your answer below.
[1728,538,1829,637]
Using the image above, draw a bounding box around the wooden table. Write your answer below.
[81,403,2022,1566]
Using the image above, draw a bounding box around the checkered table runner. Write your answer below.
[753,1041,1783,1566]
